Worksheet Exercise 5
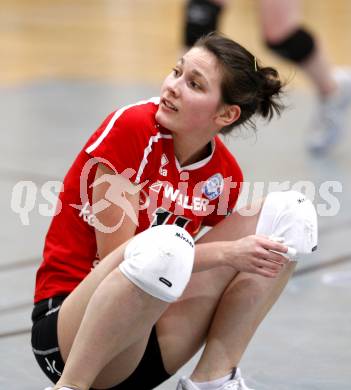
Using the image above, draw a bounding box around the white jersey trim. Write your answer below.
[85,97,160,155]
[175,138,216,172]
[135,132,172,184]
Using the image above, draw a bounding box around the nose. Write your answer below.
[167,76,181,98]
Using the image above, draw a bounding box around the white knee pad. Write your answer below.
[119,225,195,302]
[256,191,318,260]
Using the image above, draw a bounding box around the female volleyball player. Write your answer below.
[31,33,317,390]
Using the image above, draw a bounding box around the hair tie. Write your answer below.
[254,57,258,72]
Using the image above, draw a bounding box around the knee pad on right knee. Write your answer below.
[119,225,195,302]
[265,27,316,63]
[256,191,318,260]
[184,0,223,47]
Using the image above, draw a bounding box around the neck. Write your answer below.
[173,133,213,167]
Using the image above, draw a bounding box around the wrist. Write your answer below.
[218,241,233,267]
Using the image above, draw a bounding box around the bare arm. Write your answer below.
[92,163,140,260]
[193,236,289,278]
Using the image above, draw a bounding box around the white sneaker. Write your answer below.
[176,368,254,390]
[308,68,351,155]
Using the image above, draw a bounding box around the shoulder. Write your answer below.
[85,97,160,154]
[109,97,160,133]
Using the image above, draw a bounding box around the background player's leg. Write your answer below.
[183,0,228,49]
[157,200,295,381]
[259,0,351,154]
[259,0,336,96]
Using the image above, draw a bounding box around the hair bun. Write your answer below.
[257,66,284,120]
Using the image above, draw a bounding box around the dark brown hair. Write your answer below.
[195,33,285,134]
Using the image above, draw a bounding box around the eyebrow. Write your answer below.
[177,57,209,86]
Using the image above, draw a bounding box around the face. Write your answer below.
[155,47,224,137]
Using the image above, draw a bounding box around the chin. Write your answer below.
[156,111,175,132]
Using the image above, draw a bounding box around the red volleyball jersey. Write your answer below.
[34,97,243,302]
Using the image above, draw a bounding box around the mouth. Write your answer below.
[161,98,178,112]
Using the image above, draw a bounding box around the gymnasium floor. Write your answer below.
[1,1,351,389]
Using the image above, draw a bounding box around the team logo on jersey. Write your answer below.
[202,173,224,200]
[159,154,169,177]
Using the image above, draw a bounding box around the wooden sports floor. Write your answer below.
[1,1,351,389]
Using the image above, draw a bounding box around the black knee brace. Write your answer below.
[266,27,316,63]
[184,0,223,47]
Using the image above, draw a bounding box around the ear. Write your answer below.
[215,104,241,128]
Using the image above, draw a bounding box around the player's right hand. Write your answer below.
[223,235,289,278]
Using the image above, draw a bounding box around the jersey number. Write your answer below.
[151,207,190,229]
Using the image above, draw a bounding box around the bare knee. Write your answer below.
[226,274,269,301]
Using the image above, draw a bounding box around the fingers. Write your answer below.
[254,259,284,278]
[266,250,289,265]
[255,244,288,265]
[256,258,283,272]
[267,241,288,254]
[233,235,290,278]
[253,248,288,278]
[257,235,288,254]
[254,266,279,278]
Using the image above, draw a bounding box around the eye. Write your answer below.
[189,80,201,90]
[172,67,181,77]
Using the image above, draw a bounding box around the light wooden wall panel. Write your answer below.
[1,0,350,87]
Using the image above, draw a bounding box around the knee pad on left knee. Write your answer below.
[256,191,318,260]
[266,27,316,63]
[119,225,195,302]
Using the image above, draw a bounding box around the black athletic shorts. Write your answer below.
[31,295,171,390]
